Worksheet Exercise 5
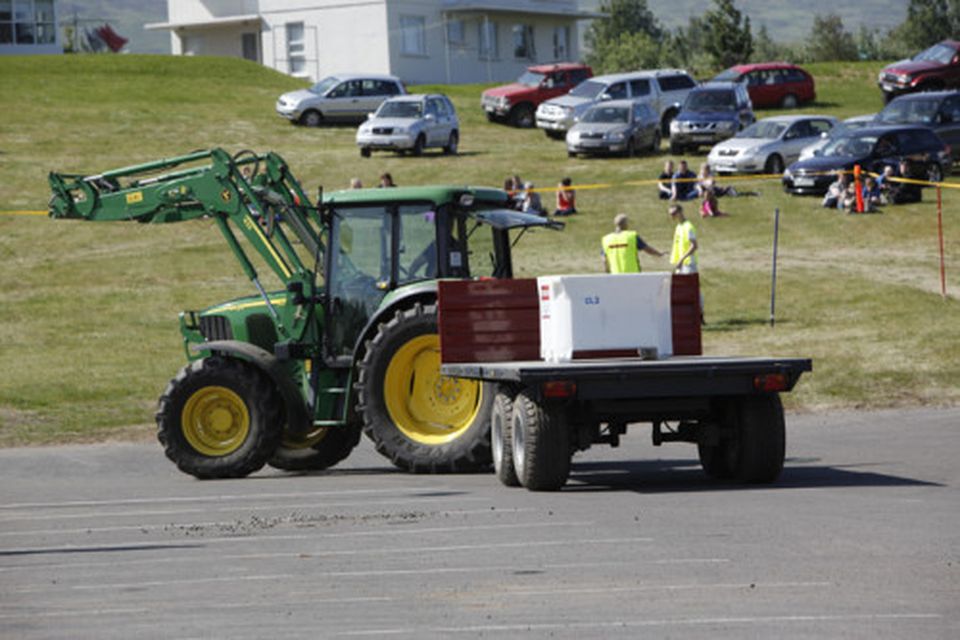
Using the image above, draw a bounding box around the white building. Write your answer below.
[146,0,600,84]
[0,0,60,55]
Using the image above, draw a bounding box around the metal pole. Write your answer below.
[938,186,947,298]
[770,207,780,327]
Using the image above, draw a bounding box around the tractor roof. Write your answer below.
[323,185,509,207]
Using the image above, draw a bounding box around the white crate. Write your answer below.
[538,273,673,362]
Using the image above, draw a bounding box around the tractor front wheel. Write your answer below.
[268,424,362,472]
[156,357,282,479]
[357,303,494,472]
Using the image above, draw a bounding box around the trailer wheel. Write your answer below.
[268,424,362,471]
[511,390,571,491]
[491,389,520,487]
[697,439,735,480]
[357,303,494,472]
[735,393,786,483]
[156,357,282,479]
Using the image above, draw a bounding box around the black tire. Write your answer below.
[443,130,459,155]
[765,154,785,175]
[623,138,635,158]
[545,130,566,141]
[649,130,662,153]
[156,357,282,479]
[491,390,521,487]
[356,303,495,472]
[268,424,362,471]
[511,390,571,491]
[669,140,684,155]
[567,150,576,158]
[927,163,943,183]
[780,93,798,109]
[882,91,896,105]
[360,147,371,158]
[300,110,323,127]
[661,110,677,137]
[411,135,425,156]
[509,104,535,128]
[698,438,735,480]
[735,394,786,483]
[485,112,497,123]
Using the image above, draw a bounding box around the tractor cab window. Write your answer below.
[398,204,470,282]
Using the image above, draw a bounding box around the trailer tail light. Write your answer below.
[754,373,788,392]
[542,380,577,398]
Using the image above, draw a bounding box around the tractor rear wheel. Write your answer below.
[268,424,362,471]
[156,356,282,479]
[357,303,494,472]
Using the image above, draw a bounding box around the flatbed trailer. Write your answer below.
[437,279,812,491]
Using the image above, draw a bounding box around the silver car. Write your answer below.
[566,100,661,157]
[356,94,459,157]
[707,115,838,174]
[276,74,405,126]
[798,114,876,161]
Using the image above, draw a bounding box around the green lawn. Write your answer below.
[0,55,957,446]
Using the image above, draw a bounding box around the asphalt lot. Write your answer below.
[1,407,958,639]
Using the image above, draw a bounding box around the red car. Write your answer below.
[712,62,816,109]
[878,40,960,104]
[481,63,592,128]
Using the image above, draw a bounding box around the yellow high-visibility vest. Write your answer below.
[671,220,698,270]
[602,230,641,273]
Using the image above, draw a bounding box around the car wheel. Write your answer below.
[669,140,684,155]
[300,110,323,127]
[567,150,576,158]
[661,110,677,137]
[443,131,459,155]
[412,134,425,157]
[780,93,798,109]
[360,147,371,158]
[623,138,635,158]
[649,130,662,153]
[485,112,497,123]
[765,154,784,175]
[927,163,943,183]
[509,104,535,128]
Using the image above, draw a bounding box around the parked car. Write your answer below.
[565,100,661,157]
[669,82,755,154]
[481,63,592,128]
[536,69,696,139]
[712,62,816,109]
[276,74,405,126]
[707,115,837,174]
[782,125,952,195]
[798,114,877,161]
[875,90,960,160]
[356,94,459,157]
[878,40,960,104]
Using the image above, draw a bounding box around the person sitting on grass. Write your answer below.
[670,160,698,202]
[554,177,577,216]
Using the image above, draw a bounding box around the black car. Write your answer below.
[782,125,952,195]
[875,91,960,160]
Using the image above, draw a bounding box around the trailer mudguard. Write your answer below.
[192,340,312,435]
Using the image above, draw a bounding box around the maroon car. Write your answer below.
[481,63,592,128]
[712,62,815,109]
[878,40,960,104]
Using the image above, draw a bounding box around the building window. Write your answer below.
[445,18,464,47]
[241,32,258,62]
[286,22,305,75]
[553,26,569,60]
[400,15,425,56]
[478,20,497,60]
[512,24,534,60]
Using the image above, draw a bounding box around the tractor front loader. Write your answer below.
[48,149,561,478]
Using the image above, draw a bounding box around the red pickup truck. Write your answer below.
[481,63,592,128]
[878,39,960,103]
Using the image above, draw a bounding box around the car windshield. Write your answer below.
[516,71,546,87]
[309,76,340,95]
[376,100,422,118]
[878,99,939,124]
[712,68,742,82]
[821,134,878,157]
[582,106,629,124]
[568,80,607,99]
[739,121,787,139]
[685,90,736,111]
[913,43,957,65]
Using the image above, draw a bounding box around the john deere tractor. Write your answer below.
[48,149,561,478]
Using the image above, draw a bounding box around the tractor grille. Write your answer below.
[199,315,233,342]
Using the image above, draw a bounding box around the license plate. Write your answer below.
[692,134,714,142]
[484,106,494,113]
[794,177,815,187]
[881,83,895,92]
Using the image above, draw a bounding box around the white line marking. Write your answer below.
[503,581,832,596]
[321,558,728,578]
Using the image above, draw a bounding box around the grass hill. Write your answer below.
[0,54,957,446]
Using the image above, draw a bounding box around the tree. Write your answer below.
[751,24,782,62]
[806,14,858,62]
[584,0,664,72]
[589,31,662,74]
[702,0,753,70]
[896,0,956,50]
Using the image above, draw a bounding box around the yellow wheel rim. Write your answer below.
[181,385,250,456]
[384,334,482,445]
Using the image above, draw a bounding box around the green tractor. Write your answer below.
[48,148,561,478]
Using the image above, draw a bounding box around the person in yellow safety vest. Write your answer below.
[669,204,698,274]
[601,213,664,273]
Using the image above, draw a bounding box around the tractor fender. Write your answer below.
[350,282,439,367]
[192,340,312,435]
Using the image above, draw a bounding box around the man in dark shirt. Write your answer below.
[671,160,698,201]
